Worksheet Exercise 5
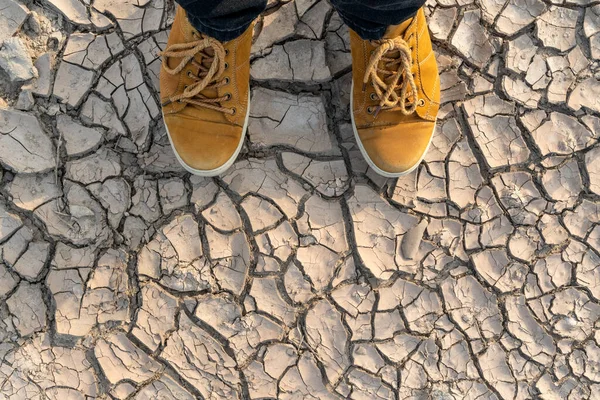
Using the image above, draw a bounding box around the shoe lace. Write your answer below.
[160,34,234,115]
[363,36,419,117]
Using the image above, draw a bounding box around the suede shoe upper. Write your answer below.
[350,8,440,176]
[160,6,252,174]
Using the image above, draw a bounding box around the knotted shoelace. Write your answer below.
[160,34,234,115]
[363,36,419,117]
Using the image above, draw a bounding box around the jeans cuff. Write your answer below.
[336,9,419,40]
[344,19,387,40]
[187,15,250,42]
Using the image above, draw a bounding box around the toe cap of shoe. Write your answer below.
[164,114,244,172]
[358,120,435,176]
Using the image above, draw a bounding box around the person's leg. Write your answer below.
[174,0,267,41]
[329,0,426,40]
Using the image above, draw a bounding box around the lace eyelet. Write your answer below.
[187,71,194,78]
[223,77,230,85]
[224,62,229,70]
[418,99,425,107]
[370,93,377,101]
[367,106,374,114]
[231,108,237,115]
[225,49,229,56]
[224,93,231,101]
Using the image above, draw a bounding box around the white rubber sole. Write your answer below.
[162,92,250,177]
[349,81,435,178]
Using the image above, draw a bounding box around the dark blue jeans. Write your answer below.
[175,0,426,41]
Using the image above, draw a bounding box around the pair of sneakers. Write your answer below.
[160,7,440,178]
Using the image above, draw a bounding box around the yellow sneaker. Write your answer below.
[349,8,440,177]
[160,6,252,176]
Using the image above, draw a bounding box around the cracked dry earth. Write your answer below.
[1,0,600,400]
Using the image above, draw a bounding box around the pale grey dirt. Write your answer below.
[0,0,600,398]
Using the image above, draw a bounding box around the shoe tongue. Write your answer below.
[199,47,215,73]
[204,47,215,57]
[382,18,413,39]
